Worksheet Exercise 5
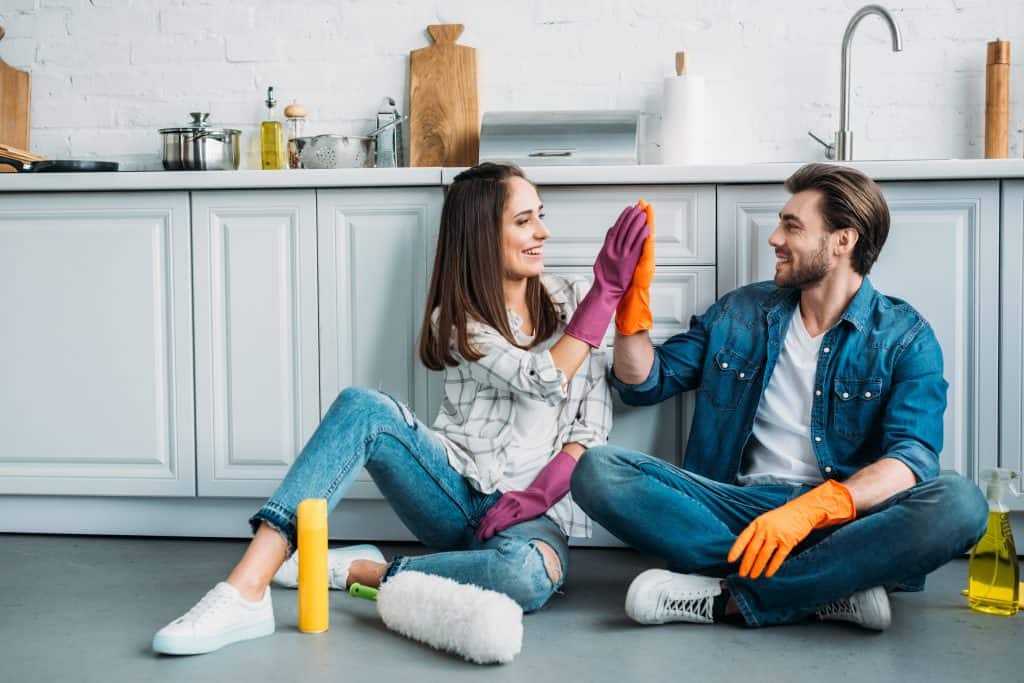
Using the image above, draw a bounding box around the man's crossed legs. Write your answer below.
[571,446,987,629]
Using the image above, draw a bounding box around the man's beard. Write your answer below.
[775,237,830,289]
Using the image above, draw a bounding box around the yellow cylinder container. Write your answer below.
[297,498,329,633]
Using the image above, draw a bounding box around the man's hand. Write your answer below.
[727,480,856,579]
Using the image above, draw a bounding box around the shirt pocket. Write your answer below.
[702,348,761,410]
[832,378,884,441]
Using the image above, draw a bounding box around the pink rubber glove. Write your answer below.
[564,205,650,347]
[476,451,577,541]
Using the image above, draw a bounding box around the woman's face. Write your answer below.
[500,176,550,281]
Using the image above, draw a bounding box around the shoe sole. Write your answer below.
[152,619,275,655]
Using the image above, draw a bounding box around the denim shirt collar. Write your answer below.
[760,277,875,333]
[838,276,875,333]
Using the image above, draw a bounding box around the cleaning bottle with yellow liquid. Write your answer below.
[967,469,1020,616]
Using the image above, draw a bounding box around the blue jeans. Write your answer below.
[249,387,568,613]
[571,446,988,627]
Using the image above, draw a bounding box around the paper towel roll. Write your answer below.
[661,75,705,164]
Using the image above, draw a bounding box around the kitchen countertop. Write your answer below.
[1,159,1023,192]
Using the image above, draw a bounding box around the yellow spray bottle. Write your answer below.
[967,469,1020,616]
[297,498,329,632]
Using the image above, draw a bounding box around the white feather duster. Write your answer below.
[373,571,523,664]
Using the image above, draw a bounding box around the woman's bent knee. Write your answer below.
[326,387,414,432]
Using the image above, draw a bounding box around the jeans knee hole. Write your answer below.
[532,541,562,585]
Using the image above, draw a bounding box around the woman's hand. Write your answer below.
[564,205,650,347]
[476,450,577,541]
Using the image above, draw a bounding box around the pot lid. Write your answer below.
[159,112,241,135]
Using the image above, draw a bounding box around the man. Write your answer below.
[571,164,988,630]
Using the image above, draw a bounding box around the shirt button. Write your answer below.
[823,347,831,354]
[722,362,729,369]
[739,372,745,379]
[842,392,849,399]
[825,466,833,473]
[814,436,822,443]
[864,391,872,398]
[815,389,822,396]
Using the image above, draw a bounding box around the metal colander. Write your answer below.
[296,134,374,169]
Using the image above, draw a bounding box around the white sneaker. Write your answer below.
[625,569,722,625]
[152,582,275,655]
[272,544,385,590]
[816,586,891,631]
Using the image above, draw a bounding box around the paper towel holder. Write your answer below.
[675,51,687,76]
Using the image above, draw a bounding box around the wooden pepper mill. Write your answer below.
[985,39,1010,159]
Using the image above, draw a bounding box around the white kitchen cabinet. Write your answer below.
[537,185,716,266]
[316,187,444,499]
[192,190,321,497]
[0,192,195,496]
[718,181,1001,481]
[999,180,1024,510]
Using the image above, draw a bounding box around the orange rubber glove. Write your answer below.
[727,480,856,579]
[614,200,655,335]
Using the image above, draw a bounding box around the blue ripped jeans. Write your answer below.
[250,386,568,613]
[571,446,988,627]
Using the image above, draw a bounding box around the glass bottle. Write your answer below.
[260,86,284,170]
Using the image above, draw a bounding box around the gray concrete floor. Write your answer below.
[0,534,1019,683]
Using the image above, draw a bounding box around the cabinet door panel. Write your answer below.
[317,188,443,499]
[718,182,1000,480]
[192,190,320,497]
[537,185,715,266]
[0,192,194,495]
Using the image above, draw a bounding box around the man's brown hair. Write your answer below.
[784,163,890,275]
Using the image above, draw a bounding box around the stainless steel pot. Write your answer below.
[159,113,241,170]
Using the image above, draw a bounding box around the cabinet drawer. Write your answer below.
[546,266,717,346]
[537,185,715,266]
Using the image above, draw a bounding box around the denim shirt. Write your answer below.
[608,278,947,485]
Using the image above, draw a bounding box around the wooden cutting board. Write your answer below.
[0,26,31,173]
[409,24,479,167]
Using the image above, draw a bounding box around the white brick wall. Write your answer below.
[1,0,1021,169]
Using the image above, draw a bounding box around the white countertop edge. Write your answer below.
[2,160,1023,192]
[0,167,444,192]
[445,159,1024,185]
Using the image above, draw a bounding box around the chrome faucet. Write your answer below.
[809,4,903,161]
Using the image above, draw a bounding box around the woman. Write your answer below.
[152,162,649,655]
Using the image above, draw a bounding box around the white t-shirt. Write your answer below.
[737,308,826,486]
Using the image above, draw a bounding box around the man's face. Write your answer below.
[768,190,834,290]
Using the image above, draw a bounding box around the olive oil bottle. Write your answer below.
[967,469,1020,616]
[260,86,284,170]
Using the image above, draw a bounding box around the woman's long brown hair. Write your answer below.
[419,163,559,371]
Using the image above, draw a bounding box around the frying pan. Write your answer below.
[0,156,119,172]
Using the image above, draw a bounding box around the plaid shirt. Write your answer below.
[431,274,613,537]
